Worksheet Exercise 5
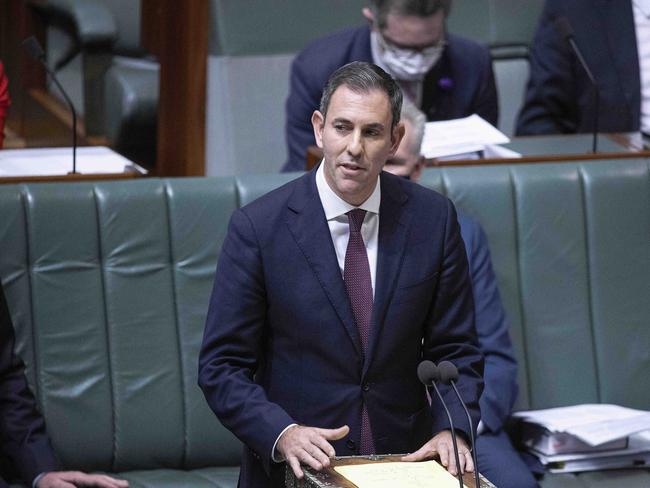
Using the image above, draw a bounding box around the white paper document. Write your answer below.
[335,461,468,488]
[513,404,650,446]
[420,114,511,159]
[0,146,146,176]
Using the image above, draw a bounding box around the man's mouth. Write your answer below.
[339,162,365,172]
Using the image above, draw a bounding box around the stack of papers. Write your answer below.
[513,404,650,473]
[420,114,519,160]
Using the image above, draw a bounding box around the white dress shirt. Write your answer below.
[272,164,381,461]
[315,162,381,295]
[633,0,650,132]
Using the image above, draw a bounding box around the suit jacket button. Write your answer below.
[346,439,356,451]
[362,383,370,392]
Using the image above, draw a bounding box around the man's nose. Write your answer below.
[346,131,363,157]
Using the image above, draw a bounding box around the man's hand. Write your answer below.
[402,430,474,476]
[37,471,129,488]
[277,424,350,479]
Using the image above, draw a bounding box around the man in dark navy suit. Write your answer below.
[385,100,539,488]
[199,61,484,488]
[517,0,642,136]
[0,282,128,488]
[282,0,498,171]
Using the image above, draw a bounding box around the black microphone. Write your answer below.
[553,16,599,153]
[438,361,480,488]
[22,36,78,174]
[417,360,464,488]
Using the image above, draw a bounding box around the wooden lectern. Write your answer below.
[285,454,496,488]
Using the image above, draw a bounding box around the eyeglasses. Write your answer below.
[377,30,447,57]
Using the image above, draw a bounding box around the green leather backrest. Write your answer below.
[209,0,367,56]
[0,158,648,471]
[0,179,241,472]
[447,0,544,47]
[420,159,650,411]
[208,0,544,56]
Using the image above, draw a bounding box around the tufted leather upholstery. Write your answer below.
[0,158,648,486]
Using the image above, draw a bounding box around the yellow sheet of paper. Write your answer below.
[334,460,468,488]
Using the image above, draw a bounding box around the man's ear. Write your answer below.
[312,110,325,148]
[389,122,406,155]
[362,7,375,26]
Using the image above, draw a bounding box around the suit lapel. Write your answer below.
[364,175,410,376]
[596,0,640,113]
[286,171,362,356]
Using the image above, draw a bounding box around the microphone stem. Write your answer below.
[593,84,599,154]
[568,37,599,153]
[429,381,464,488]
[450,380,481,488]
[44,63,78,173]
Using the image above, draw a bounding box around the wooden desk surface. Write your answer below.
[285,454,496,488]
[0,146,147,184]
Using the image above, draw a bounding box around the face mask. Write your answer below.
[374,31,444,81]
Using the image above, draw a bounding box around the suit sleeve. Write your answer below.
[515,1,579,135]
[198,209,295,475]
[474,47,499,127]
[423,202,484,438]
[0,284,58,486]
[462,220,518,433]
[283,53,321,172]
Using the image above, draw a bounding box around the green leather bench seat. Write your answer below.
[0,158,648,486]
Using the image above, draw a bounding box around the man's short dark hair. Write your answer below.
[369,0,452,29]
[319,61,403,129]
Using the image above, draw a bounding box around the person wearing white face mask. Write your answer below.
[283,0,498,172]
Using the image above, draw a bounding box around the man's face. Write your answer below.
[312,85,404,206]
[384,118,424,181]
[364,8,446,52]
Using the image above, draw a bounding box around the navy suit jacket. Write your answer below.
[516,0,640,135]
[0,283,58,488]
[457,214,518,434]
[283,25,498,171]
[199,170,484,488]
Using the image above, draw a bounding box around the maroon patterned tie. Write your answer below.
[344,208,375,455]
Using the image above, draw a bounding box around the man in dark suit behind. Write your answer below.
[0,282,127,488]
[282,0,498,171]
[199,61,484,488]
[516,0,641,136]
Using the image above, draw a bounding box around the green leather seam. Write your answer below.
[163,181,189,468]
[93,184,118,471]
[508,167,533,409]
[578,165,601,403]
[21,186,42,410]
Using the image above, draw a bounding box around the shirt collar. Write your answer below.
[316,161,381,220]
[634,0,650,17]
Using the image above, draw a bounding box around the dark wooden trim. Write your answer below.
[155,0,208,177]
[140,0,162,58]
[426,149,650,167]
[0,168,144,185]
[306,134,650,171]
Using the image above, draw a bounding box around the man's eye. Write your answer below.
[334,124,349,132]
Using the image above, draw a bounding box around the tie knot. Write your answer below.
[347,208,367,233]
